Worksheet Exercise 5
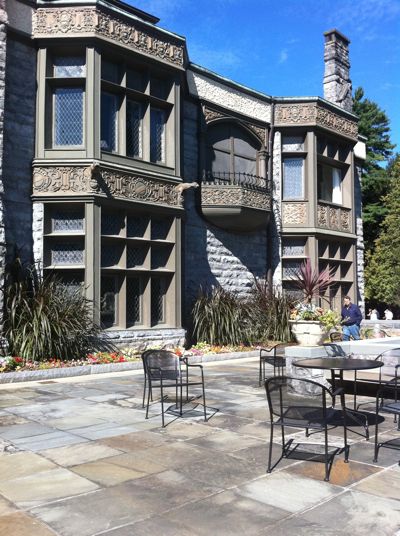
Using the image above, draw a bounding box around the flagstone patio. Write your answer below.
[0,357,399,535]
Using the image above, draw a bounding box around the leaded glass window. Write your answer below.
[151,246,170,269]
[150,108,166,163]
[127,215,148,237]
[101,276,117,327]
[151,218,172,240]
[283,158,304,200]
[126,278,141,325]
[282,260,303,278]
[54,88,84,146]
[126,101,142,158]
[51,243,84,265]
[54,56,86,78]
[151,277,164,325]
[127,246,147,268]
[282,238,306,256]
[282,136,304,152]
[101,92,118,152]
[52,210,84,232]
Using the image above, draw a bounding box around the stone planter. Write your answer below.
[289,320,329,347]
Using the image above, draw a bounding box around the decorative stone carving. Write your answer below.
[282,202,307,225]
[317,204,328,227]
[33,166,183,208]
[329,206,340,229]
[317,203,352,233]
[341,208,351,231]
[202,105,266,145]
[275,103,358,140]
[33,8,184,67]
[201,185,270,211]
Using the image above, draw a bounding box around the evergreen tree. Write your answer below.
[365,155,400,305]
[352,87,395,253]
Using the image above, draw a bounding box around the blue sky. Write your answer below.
[128,0,400,154]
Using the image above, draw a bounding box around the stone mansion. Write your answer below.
[0,0,365,347]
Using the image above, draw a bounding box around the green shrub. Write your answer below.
[2,259,101,361]
[191,280,293,346]
[192,286,250,345]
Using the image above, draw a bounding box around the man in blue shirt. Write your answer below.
[341,295,362,341]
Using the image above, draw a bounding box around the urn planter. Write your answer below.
[289,320,329,347]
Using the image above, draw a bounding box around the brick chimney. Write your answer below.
[323,29,352,112]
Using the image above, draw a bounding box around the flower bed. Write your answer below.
[0,343,262,375]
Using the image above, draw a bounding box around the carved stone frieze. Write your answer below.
[202,105,266,145]
[275,103,358,139]
[282,202,307,225]
[33,166,183,208]
[329,206,340,229]
[317,203,352,233]
[317,204,328,227]
[201,185,270,211]
[341,209,350,231]
[33,8,184,67]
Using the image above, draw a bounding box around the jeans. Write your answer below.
[342,324,360,341]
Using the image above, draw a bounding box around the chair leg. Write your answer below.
[373,409,379,462]
[145,379,152,419]
[142,375,147,408]
[202,380,207,422]
[324,425,330,482]
[267,424,274,473]
[259,357,263,386]
[160,380,165,428]
[179,380,183,416]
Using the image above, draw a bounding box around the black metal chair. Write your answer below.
[265,376,350,481]
[374,368,400,463]
[142,349,207,427]
[259,344,285,386]
[355,347,400,410]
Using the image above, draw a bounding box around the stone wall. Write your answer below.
[182,99,268,320]
[0,2,7,327]
[2,36,36,264]
[101,328,186,350]
[355,163,365,313]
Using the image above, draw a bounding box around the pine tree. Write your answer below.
[365,155,400,305]
[352,87,395,253]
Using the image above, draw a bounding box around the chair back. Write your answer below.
[265,376,332,424]
[142,349,181,380]
[376,347,400,377]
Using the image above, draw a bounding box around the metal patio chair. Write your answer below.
[259,344,285,386]
[373,368,400,464]
[142,349,207,427]
[265,376,350,481]
[355,347,400,410]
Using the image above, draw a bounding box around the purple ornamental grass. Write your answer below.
[291,259,335,304]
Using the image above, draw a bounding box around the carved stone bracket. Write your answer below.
[202,105,266,145]
[33,165,183,208]
[282,202,307,225]
[275,103,358,139]
[33,8,184,67]
[317,203,352,232]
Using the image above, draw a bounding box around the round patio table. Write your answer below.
[293,357,383,438]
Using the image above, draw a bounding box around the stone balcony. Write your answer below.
[317,202,352,233]
[199,171,272,232]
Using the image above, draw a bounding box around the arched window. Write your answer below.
[206,122,260,179]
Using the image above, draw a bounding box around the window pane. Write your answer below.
[52,209,84,232]
[282,238,306,256]
[101,59,120,83]
[234,155,256,175]
[126,278,141,325]
[151,277,165,325]
[51,243,84,265]
[101,276,117,328]
[282,136,304,152]
[209,149,230,175]
[283,158,304,199]
[101,93,118,152]
[332,167,342,204]
[126,101,142,158]
[54,56,85,78]
[150,108,166,163]
[127,68,144,91]
[54,87,83,146]
[150,77,168,100]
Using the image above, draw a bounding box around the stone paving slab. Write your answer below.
[0,356,399,536]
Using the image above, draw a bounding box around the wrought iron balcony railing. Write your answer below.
[202,170,270,192]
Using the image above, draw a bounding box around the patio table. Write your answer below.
[293,357,383,439]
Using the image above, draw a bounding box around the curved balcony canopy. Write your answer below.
[199,171,272,232]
